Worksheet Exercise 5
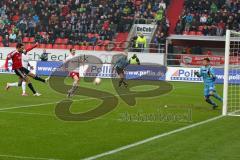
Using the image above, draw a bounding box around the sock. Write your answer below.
[212,93,223,102]
[8,82,18,87]
[68,81,78,95]
[119,78,124,87]
[206,98,217,106]
[34,76,46,83]
[28,83,36,94]
[122,80,127,86]
[22,82,26,94]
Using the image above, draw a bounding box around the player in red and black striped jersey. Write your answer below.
[5,43,48,96]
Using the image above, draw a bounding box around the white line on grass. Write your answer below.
[0,154,61,160]
[0,85,197,112]
[0,93,136,111]
[82,115,224,160]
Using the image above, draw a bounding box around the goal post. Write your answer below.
[223,30,240,116]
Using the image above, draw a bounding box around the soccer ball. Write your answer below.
[93,77,101,85]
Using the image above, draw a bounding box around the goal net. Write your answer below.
[223,30,240,116]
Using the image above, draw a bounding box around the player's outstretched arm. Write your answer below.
[25,43,38,53]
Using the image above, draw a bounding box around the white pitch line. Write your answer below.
[0,85,194,112]
[0,93,136,112]
[0,154,60,160]
[82,115,224,160]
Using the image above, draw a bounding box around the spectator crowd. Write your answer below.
[0,0,239,51]
[175,0,240,36]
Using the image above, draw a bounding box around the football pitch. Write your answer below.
[0,74,240,160]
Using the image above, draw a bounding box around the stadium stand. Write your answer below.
[175,0,240,36]
[0,0,137,50]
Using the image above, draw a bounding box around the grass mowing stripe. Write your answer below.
[82,115,224,160]
[0,154,61,160]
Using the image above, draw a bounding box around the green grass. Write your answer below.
[0,74,238,160]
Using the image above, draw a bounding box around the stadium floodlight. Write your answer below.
[223,30,240,116]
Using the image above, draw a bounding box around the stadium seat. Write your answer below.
[59,44,67,49]
[0,43,3,47]
[39,32,46,36]
[55,38,62,44]
[53,44,60,49]
[103,40,110,45]
[66,45,73,49]
[9,43,17,47]
[196,31,203,36]
[189,31,196,35]
[23,37,29,43]
[183,31,189,35]
[0,36,3,42]
[87,33,93,38]
[45,44,53,49]
[87,46,94,50]
[39,44,46,48]
[73,45,80,50]
[95,34,100,39]
[63,38,68,44]
[80,45,87,50]
[95,45,104,51]
[29,37,35,43]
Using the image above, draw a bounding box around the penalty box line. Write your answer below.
[83,115,224,160]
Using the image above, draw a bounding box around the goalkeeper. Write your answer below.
[194,58,223,109]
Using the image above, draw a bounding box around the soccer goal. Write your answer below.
[223,30,240,116]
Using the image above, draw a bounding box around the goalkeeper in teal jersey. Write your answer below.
[194,58,223,109]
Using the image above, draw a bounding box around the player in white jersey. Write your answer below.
[65,48,80,98]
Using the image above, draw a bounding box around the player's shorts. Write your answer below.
[14,67,30,79]
[69,72,80,79]
[204,82,216,97]
[116,66,124,75]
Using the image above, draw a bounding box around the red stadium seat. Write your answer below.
[189,31,196,35]
[59,44,67,49]
[80,45,87,50]
[39,44,46,48]
[9,43,17,47]
[23,37,29,43]
[87,46,94,50]
[0,43,3,47]
[55,38,68,44]
[87,33,93,38]
[103,40,110,45]
[73,45,80,50]
[63,38,68,44]
[55,38,61,44]
[0,36,3,42]
[53,44,60,49]
[45,44,53,49]
[183,31,189,35]
[29,37,35,43]
[196,31,203,36]
[95,34,100,39]
[66,45,73,49]
[39,32,46,36]
[95,45,104,51]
